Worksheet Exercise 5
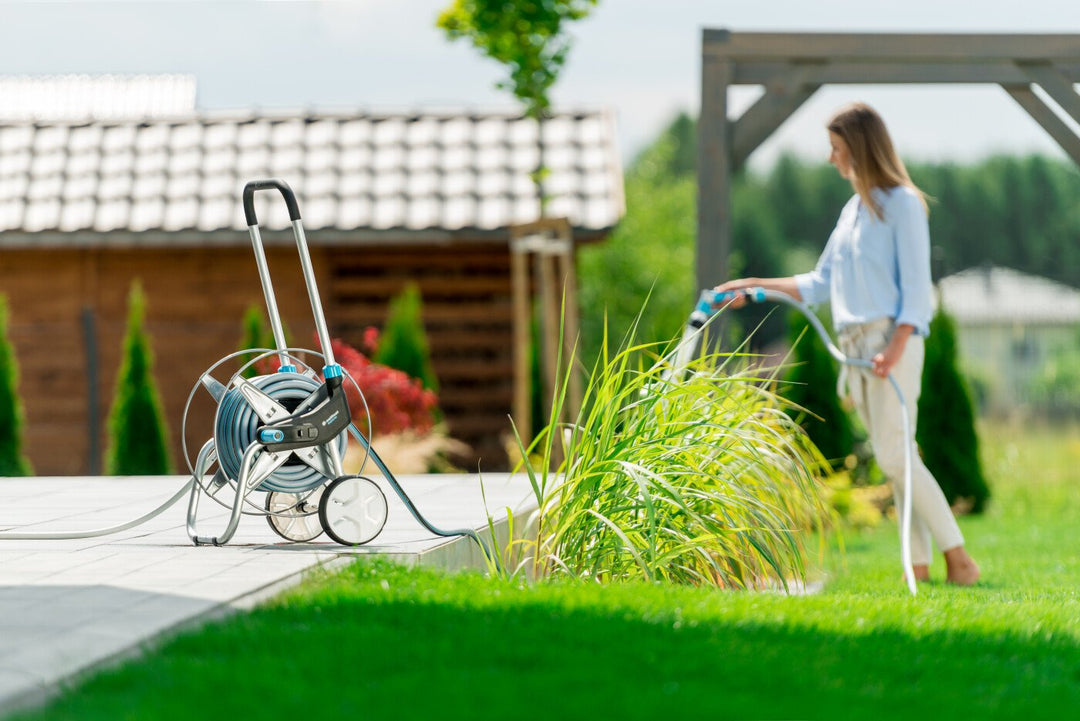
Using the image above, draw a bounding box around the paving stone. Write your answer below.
[0,473,532,715]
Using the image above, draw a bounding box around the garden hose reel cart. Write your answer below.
[184,179,391,546]
[184,179,495,556]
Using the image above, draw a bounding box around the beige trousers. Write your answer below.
[838,318,964,565]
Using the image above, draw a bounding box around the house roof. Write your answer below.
[938,266,1080,325]
[0,74,197,122]
[0,109,624,246]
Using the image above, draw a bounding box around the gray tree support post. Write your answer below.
[698,30,1080,291]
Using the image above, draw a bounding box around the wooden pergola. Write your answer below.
[698,30,1080,291]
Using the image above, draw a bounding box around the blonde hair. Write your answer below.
[827,102,928,220]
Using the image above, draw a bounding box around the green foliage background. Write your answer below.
[578,117,697,369]
[238,304,277,378]
[917,306,992,512]
[436,0,597,119]
[780,309,854,472]
[0,296,32,476]
[373,283,439,392]
[106,281,173,475]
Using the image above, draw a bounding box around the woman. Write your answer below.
[716,102,980,586]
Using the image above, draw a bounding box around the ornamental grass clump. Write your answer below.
[514,320,831,589]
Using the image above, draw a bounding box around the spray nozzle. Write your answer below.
[688,287,767,328]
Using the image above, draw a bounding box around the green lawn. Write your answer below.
[10,421,1080,721]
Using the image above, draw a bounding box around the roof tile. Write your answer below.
[0,109,623,239]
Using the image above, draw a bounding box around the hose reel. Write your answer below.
[182,344,390,546]
[213,371,347,494]
[184,180,492,562]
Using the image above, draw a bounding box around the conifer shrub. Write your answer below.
[238,304,284,377]
[0,296,32,476]
[106,281,173,475]
[917,305,991,513]
[780,309,855,472]
[239,305,267,378]
[373,284,438,392]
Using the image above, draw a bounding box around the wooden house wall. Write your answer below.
[0,242,515,476]
[325,243,516,468]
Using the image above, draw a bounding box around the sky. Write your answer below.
[3,0,1080,169]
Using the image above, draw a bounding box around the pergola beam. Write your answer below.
[1018,62,1080,125]
[703,30,1080,61]
[698,30,1080,294]
[733,61,1080,86]
[1002,84,1080,166]
[731,65,821,171]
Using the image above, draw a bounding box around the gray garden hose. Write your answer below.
[0,479,194,540]
[686,287,917,596]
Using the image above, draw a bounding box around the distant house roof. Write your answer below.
[0,74,197,121]
[0,109,624,246]
[938,266,1080,325]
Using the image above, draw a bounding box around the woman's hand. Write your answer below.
[713,276,802,309]
[872,324,914,378]
[712,278,760,309]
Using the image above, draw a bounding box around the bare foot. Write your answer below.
[944,546,980,586]
[912,564,931,582]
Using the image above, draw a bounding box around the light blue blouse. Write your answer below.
[794,185,933,337]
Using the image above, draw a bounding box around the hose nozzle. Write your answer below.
[688,287,766,328]
[688,290,718,328]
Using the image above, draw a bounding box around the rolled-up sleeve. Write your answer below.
[892,191,933,336]
[794,235,834,306]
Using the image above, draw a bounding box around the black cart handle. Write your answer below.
[243,179,302,227]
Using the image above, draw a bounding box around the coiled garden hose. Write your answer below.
[214,372,347,494]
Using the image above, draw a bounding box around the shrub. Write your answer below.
[238,305,273,378]
[917,305,991,513]
[327,336,438,439]
[373,283,438,392]
[0,296,32,476]
[780,309,855,472]
[1028,344,1080,416]
[238,303,294,376]
[512,313,831,588]
[106,281,173,475]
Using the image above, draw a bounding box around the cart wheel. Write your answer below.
[265,487,325,542]
[319,475,388,546]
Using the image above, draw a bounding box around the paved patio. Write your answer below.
[0,472,534,716]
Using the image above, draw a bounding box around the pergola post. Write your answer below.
[698,30,1080,290]
[697,50,732,293]
[509,217,580,450]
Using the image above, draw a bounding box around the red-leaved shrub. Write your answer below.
[326,336,437,437]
